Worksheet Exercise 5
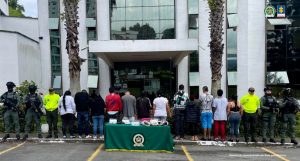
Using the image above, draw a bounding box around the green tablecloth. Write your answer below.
[105,124,174,153]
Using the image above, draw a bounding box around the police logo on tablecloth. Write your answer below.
[133,134,144,147]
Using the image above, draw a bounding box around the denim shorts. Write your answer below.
[201,112,213,129]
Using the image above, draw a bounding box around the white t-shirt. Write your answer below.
[153,97,168,117]
[58,95,76,115]
[212,97,228,121]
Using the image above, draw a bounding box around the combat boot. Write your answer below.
[291,139,298,145]
[22,134,28,141]
[38,134,43,139]
[269,138,276,143]
[46,135,52,138]
[16,134,20,140]
[2,134,10,141]
[262,138,267,143]
[280,139,285,145]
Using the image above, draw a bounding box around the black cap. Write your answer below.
[6,82,16,87]
[264,86,272,92]
[28,85,37,92]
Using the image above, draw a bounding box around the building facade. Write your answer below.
[25,0,299,99]
[0,0,8,16]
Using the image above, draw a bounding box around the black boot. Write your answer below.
[251,138,257,143]
[2,134,10,141]
[54,134,58,138]
[46,135,52,138]
[269,138,276,143]
[281,139,285,145]
[22,134,28,141]
[38,134,43,139]
[16,134,20,140]
[291,139,298,145]
[262,138,267,143]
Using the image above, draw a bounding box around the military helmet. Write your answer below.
[264,86,272,92]
[282,88,293,97]
[6,81,16,87]
[28,84,37,92]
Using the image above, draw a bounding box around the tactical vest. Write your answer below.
[26,93,41,110]
[2,92,18,109]
[263,95,277,112]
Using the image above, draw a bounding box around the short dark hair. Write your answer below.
[202,86,208,92]
[109,87,114,93]
[156,90,162,97]
[217,89,223,96]
[179,84,184,90]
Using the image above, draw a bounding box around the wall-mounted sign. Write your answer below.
[265,5,276,18]
[277,5,286,17]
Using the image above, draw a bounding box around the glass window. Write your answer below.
[267,30,287,71]
[189,29,198,38]
[160,20,174,33]
[159,0,174,6]
[86,0,96,18]
[126,0,142,6]
[143,7,159,20]
[287,27,300,57]
[188,0,199,14]
[189,51,199,72]
[50,30,61,76]
[189,14,198,29]
[227,0,237,14]
[113,0,126,7]
[48,0,59,18]
[143,21,159,33]
[126,7,143,20]
[160,6,174,19]
[227,29,237,55]
[143,0,159,6]
[111,7,126,21]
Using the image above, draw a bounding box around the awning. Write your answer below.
[268,18,291,25]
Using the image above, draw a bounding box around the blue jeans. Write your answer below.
[228,112,241,138]
[77,111,89,136]
[92,115,104,136]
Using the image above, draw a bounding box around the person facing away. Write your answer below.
[136,91,152,119]
[227,95,243,142]
[185,95,200,141]
[122,90,137,122]
[278,88,300,145]
[105,87,122,121]
[0,81,20,141]
[260,86,278,143]
[23,84,44,140]
[43,88,60,138]
[153,90,170,122]
[212,89,228,141]
[75,89,91,138]
[58,90,76,138]
[199,86,214,141]
[240,87,260,143]
[89,90,105,139]
[173,84,189,140]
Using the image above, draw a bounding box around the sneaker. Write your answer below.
[78,135,82,139]
[85,135,92,139]
[2,134,10,141]
[38,134,43,139]
[228,139,233,142]
[22,134,28,141]
[236,139,240,143]
[70,135,76,139]
[16,134,20,140]
[93,136,97,139]
[174,136,180,140]
[99,135,104,140]
[46,135,52,138]
[63,135,67,138]
[291,139,298,145]
[269,138,276,143]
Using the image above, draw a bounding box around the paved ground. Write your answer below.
[0,141,298,161]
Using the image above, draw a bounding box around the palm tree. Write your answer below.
[208,0,225,96]
[63,0,85,94]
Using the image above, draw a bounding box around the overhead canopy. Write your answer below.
[89,39,198,67]
[268,18,291,25]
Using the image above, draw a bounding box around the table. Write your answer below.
[105,124,174,153]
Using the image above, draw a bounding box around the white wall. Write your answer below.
[237,0,266,98]
[0,32,19,95]
[0,0,8,16]
[17,34,41,88]
[37,0,51,94]
[0,17,39,41]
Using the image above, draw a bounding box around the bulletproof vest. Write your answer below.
[3,92,18,108]
[26,94,41,109]
[283,97,297,114]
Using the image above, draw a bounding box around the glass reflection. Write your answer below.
[143,7,159,20]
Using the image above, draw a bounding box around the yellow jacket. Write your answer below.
[43,93,60,111]
[240,94,260,113]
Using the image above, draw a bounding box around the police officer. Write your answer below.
[279,88,300,145]
[260,87,278,143]
[0,82,20,140]
[22,85,43,140]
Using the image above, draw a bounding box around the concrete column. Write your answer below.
[221,1,227,97]
[176,0,189,93]
[60,1,70,92]
[97,0,111,96]
[198,0,212,94]
[37,0,51,94]
[237,0,265,98]
[78,0,88,91]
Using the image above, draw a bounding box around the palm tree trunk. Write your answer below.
[63,0,85,94]
[208,0,225,97]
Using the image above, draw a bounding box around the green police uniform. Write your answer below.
[23,93,43,137]
[279,97,300,144]
[260,95,278,142]
[0,91,20,135]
